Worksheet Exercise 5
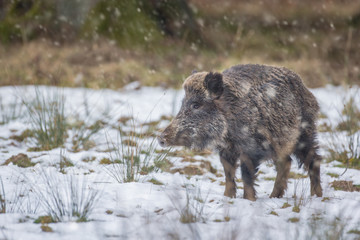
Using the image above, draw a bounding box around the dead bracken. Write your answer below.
[331,180,360,192]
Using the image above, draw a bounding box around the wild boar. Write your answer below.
[158,64,323,201]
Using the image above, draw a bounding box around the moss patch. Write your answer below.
[326,172,339,178]
[3,153,36,168]
[82,156,96,163]
[99,158,121,165]
[180,158,216,174]
[288,172,307,179]
[288,217,300,223]
[41,225,53,232]
[142,120,160,127]
[171,165,205,176]
[105,210,113,215]
[170,158,216,176]
[10,129,34,142]
[264,177,276,181]
[348,229,360,235]
[118,116,133,125]
[34,215,56,224]
[292,206,300,213]
[99,158,112,165]
[281,203,291,209]
[270,211,279,216]
[160,149,212,158]
[148,178,164,185]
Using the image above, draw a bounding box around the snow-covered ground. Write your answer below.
[0,84,359,240]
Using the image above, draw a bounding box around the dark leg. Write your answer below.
[240,155,257,201]
[307,149,322,197]
[270,156,292,198]
[295,129,323,197]
[220,157,237,198]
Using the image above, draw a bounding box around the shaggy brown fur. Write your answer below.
[158,64,323,200]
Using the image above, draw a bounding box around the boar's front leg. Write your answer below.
[270,156,292,198]
[220,151,237,198]
[240,155,257,201]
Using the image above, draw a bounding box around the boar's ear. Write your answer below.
[191,69,198,75]
[204,72,223,99]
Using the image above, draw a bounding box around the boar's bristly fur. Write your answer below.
[158,64,323,201]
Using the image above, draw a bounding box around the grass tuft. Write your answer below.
[31,170,101,222]
[326,94,360,169]
[59,155,74,174]
[337,97,360,133]
[306,213,348,239]
[169,183,209,224]
[23,88,67,151]
[290,177,311,214]
[104,119,170,183]
[71,120,104,152]
[0,177,39,214]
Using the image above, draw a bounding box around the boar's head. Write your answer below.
[158,72,228,150]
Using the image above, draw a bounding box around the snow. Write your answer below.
[0,85,360,239]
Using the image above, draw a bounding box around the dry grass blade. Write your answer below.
[0,177,6,214]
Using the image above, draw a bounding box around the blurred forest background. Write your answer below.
[0,0,359,89]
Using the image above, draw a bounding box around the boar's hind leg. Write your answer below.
[220,156,237,198]
[270,156,292,198]
[294,130,323,197]
[308,154,322,197]
[240,155,258,201]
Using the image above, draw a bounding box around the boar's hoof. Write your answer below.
[224,189,236,198]
[243,194,256,201]
[269,189,285,198]
[243,186,256,201]
[311,185,323,197]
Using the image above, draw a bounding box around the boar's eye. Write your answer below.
[191,103,200,109]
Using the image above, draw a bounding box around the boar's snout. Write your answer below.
[158,120,191,148]
[157,125,174,148]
